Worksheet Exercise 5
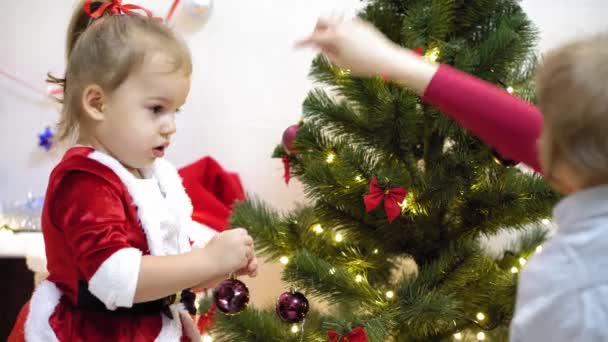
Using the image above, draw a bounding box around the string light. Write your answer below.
[385,290,395,299]
[425,47,441,63]
[507,86,514,94]
[355,175,364,183]
[355,274,363,283]
[329,268,336,275]
[511,266,519,274]
[476,312,486,321]
[373,249,379,254]
[338,68,351,77]
[476,332,486,341]
[311,223,324,234]
[291,324,299,333]
[202,334,214,342]
[398,199,409,212]
[280,256,289,265]
[326,153,336,164]
[542,219,550,225]
[453,332,463,340]
[334,233,344,242]
[519,257,527,266]
[536,245,543,253]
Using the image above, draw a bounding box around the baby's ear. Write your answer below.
[81,84,106,121]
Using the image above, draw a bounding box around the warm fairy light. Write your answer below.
[312,223,324,234]
[519,257,527,266]
[280,256,289,265]
[536,245,543,253]
[398,199,409,212]
[542,219,551,225]
[335,233,344,242]
[202,334,214,342]
[291,324,299,333]
[476,312,486,321]
[326,153,336,163]
[385,290,395,299]
[507,86,514,94]
[329,268,336,275]
[338,68,352,77]
[355,175,364,183]
[373,249,379,254]
[355,274,363,283]
[454,332,463,340]
[425,47,441,63]
[511,266,519,274]
[477,332,486,340]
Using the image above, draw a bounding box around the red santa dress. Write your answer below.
[24,146,217,341]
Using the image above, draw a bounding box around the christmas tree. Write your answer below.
[203,0,559,341]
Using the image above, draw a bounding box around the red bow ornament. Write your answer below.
[84,0,155,19]
[197,303,218,335]
[282,156,291,185]
[363,177,407,223]
[327,327,368,342]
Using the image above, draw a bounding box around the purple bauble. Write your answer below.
[213,278,250,315]
[282,124,300,154]
[276,291,309,323]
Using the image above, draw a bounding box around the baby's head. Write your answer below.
[536,34,608,193]
[53,0,192,172]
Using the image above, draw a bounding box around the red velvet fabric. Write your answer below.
[423,64,544,173]
[9,151,246,341]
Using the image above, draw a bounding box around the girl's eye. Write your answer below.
[150,105,164,114]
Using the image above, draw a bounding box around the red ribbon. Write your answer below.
[282,156,291,185]
[327,327,368,342]
[363,177,407,223]
[165,0,181,22]
[84,0,155,19]
[197,303,217,335]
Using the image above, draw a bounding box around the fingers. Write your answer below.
[243,235,254,247]
[247,257,258,277]
[295,17,341,48]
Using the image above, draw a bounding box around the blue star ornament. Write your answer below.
[38,127,54,151]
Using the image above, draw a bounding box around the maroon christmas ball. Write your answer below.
[276,290,309,323]
[282,124,300,154]
[213,278,250,315]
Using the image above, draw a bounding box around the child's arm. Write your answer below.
[422,64,543,172]
[298,18,543,173]
[54,172,254,307]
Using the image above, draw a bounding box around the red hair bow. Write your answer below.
[84,0,155,19]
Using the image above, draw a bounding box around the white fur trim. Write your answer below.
[88,152,194,256]
[88,247,142,310]
[25,280,61,342]
[189,221,218,248]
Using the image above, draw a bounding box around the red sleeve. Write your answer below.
[422,64,544,173]
[52,171,133,281]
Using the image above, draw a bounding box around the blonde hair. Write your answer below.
[48,0,192,142]
[536,34,608,184]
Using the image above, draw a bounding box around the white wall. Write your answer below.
[1,0,607,306]
[1,0,607,208]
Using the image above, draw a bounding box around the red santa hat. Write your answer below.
[178,157,245,232]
